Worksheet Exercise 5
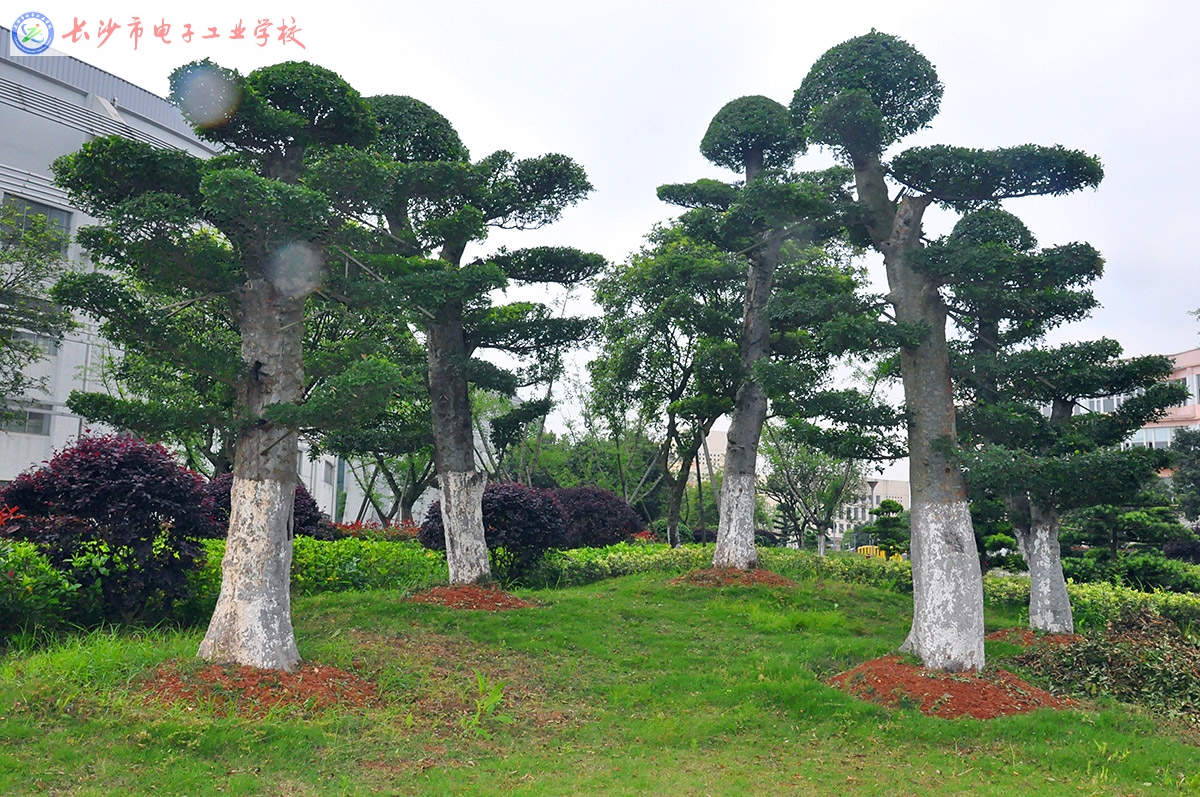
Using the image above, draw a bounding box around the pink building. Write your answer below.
[1123,346,1200,449]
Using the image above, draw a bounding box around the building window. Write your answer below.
[323,461,335,485]
[13,331,58,356]
[2,195,71,251]
[1,402,53,435]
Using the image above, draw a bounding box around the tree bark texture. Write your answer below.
[199,279,303,670]
[713,237,782,570]
[857,158,984,671]
[427,301,491,584]
[1018,503,1074,634]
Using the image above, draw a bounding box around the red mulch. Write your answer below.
[986,627,1084,647]
[407,583,537,611]
[140,662,378,717]
[828,654,1074,719]
[670,567,799,588]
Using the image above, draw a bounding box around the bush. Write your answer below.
[0,435,211,624]
[0,537,79,636]
[202,472,337,540]
[1063,551,1200,594]
[333,519,420,541]
[554,486,644,548]
[1014,606,1200,725]
[1165,539,1200,564]
[186,537,449,616]
[419,483,569,583]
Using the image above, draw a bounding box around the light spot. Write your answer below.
[266,242,323,298]
[174,63,239,128]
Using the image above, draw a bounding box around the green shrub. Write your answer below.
[0,539,79,635]
[525,542,713,588]
[983,574,1030,606]
[760,549,914,593]
[186,537,449,614]
[1014,606,1200,725]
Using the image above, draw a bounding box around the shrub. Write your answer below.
[202,472,337,540]
[419,483,569,583]
[554,486,644,548]
[1165,539,1200,564]
[0,435,211,624]
[0,537,79,636]
[1121,552,1200,593]
[186,537,449,615]
[1014,606,1200,725]
[332,519,419,541]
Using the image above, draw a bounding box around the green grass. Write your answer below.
[1,572,1197,795]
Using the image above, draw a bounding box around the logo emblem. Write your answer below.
[12,12,54,55]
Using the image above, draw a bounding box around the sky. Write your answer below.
[10,1,1200,473]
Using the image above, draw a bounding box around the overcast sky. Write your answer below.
[17,1,1200,471]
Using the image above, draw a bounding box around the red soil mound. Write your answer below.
[407,583,536,611]
[141,662,378,717]
[828,654,1073,719]
[670,567,799,588]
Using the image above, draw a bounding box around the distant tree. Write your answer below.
[858,499,909,557]
[792,31,1103,669]
[0,199,74,420]
[589,225,743,546]
[760,424,865,553]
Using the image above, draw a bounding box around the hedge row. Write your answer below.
[984,574,1200,634]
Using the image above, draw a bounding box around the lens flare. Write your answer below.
[174,64,239,128]
[266,242,323,298]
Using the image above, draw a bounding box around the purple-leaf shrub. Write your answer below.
[419,482,570,582]
[202,472,337,540]
[554,486,644,548]
[0,434,213,624]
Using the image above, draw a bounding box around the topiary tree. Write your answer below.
[201,472,336,540]
[554,486,644,549]
[0,435,213,624]
[419,482,569,583]
[791,31,1103,670]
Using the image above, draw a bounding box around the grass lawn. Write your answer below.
[1,571,1197,795]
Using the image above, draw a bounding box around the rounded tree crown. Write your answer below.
[368,95,470,164]
[791,31,942,158]
[700,95,802,175]
[950,207,1036,252]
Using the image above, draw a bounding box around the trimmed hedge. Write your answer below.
[185,537,450,619]
[983,573,1200,634]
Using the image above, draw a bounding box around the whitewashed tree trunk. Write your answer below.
[853,162,985,671]
[1020,504,1074,634]
[713,233,781,570]
[902,500,985,671]
[199,477,299,669]
[439,470,490,585]
[714,469,760,569]
[427,300,492,585]
[199,278,304,671]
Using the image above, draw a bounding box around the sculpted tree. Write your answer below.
[933,207,1184,632]
[312,95,601,584]
[54,60,378,669]
[792,32,1103,669]
[659,95,869,569]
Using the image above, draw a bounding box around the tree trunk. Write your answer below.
[713,236,782,570]
[857,158,983,671]
[427,301,491,584]
[1018,502,1073,634]
[199,279,303,671]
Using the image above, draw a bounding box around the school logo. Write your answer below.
[11,12,54,55]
